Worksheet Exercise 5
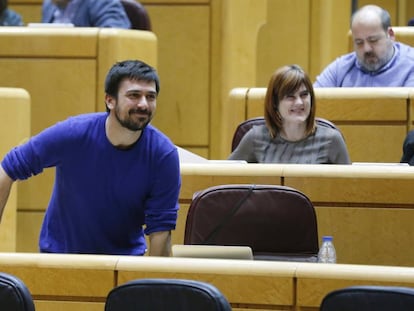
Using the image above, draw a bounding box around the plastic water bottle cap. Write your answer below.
[322,236,333,241]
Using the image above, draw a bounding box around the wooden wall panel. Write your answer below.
[8,4,41,24]
[146,5,209,151]
[256,0,310,86]
[309,0,351,81]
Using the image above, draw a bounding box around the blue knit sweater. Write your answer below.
[2,113,181,255]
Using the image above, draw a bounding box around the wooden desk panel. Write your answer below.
[179,164,414,267]
[0,253,414,311]
[315,87,409,121]
[35,301,104,311]
[246,88,266,119]
[0,88,30,251]
[284,176,414,204]
[296,263,414,309]
[0,27,98,57]
[1,253,414,311]
[14,162,414,268]
[314,206,414,266]
[14,159,414,267]
[0,253,117,310]
[171,203,190,246]
[231,87,411,122]
[315,88,408,162]
[339,125,406,162]
[17,211,43,252]
[116,256,297,309]
[284,168,414,266]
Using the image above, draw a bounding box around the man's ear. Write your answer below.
[105,94,115,110]
[387,27,395,40]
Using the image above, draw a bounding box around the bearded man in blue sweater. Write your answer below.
[0,60,181,256]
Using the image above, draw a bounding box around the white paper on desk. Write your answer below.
[27,23,75,28]
[352,162,409,166]
[207,160,247,164]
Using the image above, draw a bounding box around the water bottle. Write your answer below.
[317,235,337,263]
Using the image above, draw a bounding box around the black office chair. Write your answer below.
[184,184,319,261]
[120,0,152,31]
[0,272,35,311]
[231,116,341,151]
[320,285,414,311]
[105,278,232,311]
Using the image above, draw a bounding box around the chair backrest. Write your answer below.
[120,0,152,31]
[105,278,232,311]
[320,286,414,311]
[184,184,319,261]
[231,116,340,151]
[0,272,35,311]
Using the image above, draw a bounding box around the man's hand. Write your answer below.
[148,230,171,256]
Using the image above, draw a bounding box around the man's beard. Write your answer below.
[115,106,152,131]
[360,45,394,73]
[360,52,385,72]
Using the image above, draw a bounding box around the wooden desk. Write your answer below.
[0,27,157,251]
[0,87,30,251]
[116,256,297,310]
[0,253,118,311]
[178,163,414,267]
[14,160,414,268]
[296,262,414,309]
[1,253,414,311]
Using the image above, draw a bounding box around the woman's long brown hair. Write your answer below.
[264,64,316,138]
